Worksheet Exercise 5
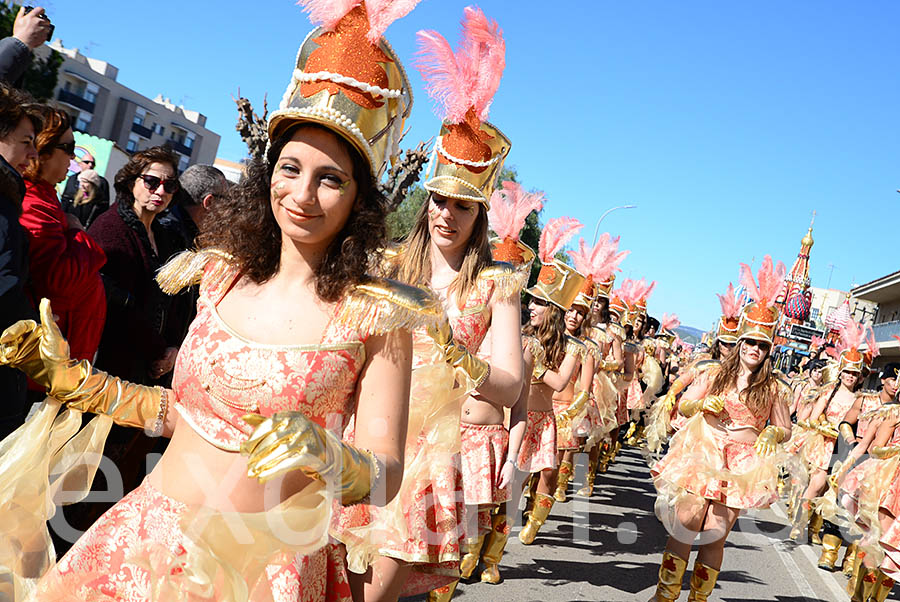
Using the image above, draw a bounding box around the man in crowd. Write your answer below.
[0,6,52,86]
[168,163,227,246]
[61,151,110,209]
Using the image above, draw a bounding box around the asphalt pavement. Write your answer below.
[410,446,899,602]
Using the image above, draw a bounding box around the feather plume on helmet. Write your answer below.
[735,255,786,344]
[525,217,584,310]
[488,181,543,265]
[715,282,742,343]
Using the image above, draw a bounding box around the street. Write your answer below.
[412,447,898,602]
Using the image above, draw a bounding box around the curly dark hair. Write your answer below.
[23,106,69,181]
[0,83,42,140]
[114,146,179,205]
[198,123,388,303]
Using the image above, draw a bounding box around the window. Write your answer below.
[126,132,140,153]
[133,107,147,126]
[154,124,164,136]
[810,308,819,321]
[75,115,91,132]
[184,131,196,149]
[178,154,189,172]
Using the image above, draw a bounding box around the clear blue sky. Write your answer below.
[43,1,899,329]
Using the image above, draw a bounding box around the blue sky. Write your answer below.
[42,1,899,329]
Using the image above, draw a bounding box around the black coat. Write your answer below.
[0,155,37,437]
[61,173,111,230]
[0,36,31,87]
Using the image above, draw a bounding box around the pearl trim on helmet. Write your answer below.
[435,135,502,168]
[269,106,377,171]
[424,175,487,203]
[292,69,403,99]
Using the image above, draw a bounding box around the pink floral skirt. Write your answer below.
[552,399,580,451]
[516,410,557,473]
[616,385,629,426]
[785,424,833,472]
[36,478,351,602]
[460,423,510,506]
[626,378,645,411]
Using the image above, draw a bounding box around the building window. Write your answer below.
[810,308,819,321]
[74,115,91,132]
[154,124,164,136]
[178,154,189,172]
[126,132,140,153]
[184,131,196,149]
[133,107,147,126]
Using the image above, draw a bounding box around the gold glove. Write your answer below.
[663,391,678,412]
[839,422,856,444]
[241,411,379,505]
[753,425,787,457]
[601,358,621,372]
[870,445,900,459]
[679,395,724,418]
[427,318,490,388]
[0,299,166,433]
[557,391,589,426]
[796,418,814,430]
[814,416,839,439]
[532,341,549,381]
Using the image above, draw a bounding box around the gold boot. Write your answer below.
[576,457,598,497]
[597,443,611,473]
[519,492,554,545]
[480,512,510,584]
[872,569,896,602]
[809,511,824,545]
[427,580,458,602]
[624,421,638,441]
[686,562,719,601]
[817,533,841,571]
[842,543,859,577]
[554,461,573,502]
[651,551,687,602]
[459,533,486,580]
[627,424,645,446]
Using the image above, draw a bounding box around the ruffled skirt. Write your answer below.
[516,410,557,473]
[552,399,580,451]
[459,423,510,506]
[839,455,900,566]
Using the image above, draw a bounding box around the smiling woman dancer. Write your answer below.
[649,257,792,602]
[0,2,439,599]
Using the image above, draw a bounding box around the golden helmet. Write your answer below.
[267,3,416,179]
[838,348,864,374]
[571,274,596,311]
[736,256,786,346]
[736,301,779,345]
[527,260,585,311]
[716,316,740,344]
[594,274,616,299]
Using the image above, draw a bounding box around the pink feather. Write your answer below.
[716,283,741,319]
[538,217,582,263]
[591,233,629,282]
[488,181,544,241]
[866,327,880,358]
[567,239,593,275]
[297,0,360,30]
[838,320,866,353]
[661,313,681,332]
[810,336,826,348]
[739,255,786,309]
[416,6,505,124]
[364,0,422,42]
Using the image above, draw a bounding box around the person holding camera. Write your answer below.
[0,6,53,87]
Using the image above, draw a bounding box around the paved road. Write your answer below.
[411,446,898,601]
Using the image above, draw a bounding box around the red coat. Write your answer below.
[20,178,107,362]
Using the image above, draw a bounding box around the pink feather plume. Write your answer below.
[416,6,505,123]
[661,313,681,332]
[738,255,786,309]
[538,217,582,263]
[488,181,544,241]
[297,0,360,30]
[592,232,629,282]
[567,238,594,276]
[365,0,422,42]
[716,283,741,320]
[866,327,880,358]
[838,319,866,353]
[810,335,826,348]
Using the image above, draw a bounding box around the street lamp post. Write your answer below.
[592,204,637,245]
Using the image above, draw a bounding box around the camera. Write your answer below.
[22,6,54,43]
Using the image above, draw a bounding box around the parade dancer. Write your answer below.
[517,216,586,544]
[649,256,792,602]
[606,289,631,465]
[645,313,681,455]
[791,359,826,416]
[622,279,663,447]
[0,1,436,598]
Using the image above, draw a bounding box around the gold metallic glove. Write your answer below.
[557,390,589,426]
[870,445,900,460]
[531,342,549,381]
[427,318,490,388]
[663,391,678,412]
[601,358,621,372]
[814,416,839,439]
[796,418,814,430]
[753,425,787,457]
[679,395,724,418]
[241,411,379,505]
[839,422,856,444]
[0,299,167,433]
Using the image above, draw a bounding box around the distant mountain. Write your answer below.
[673,326,705,345]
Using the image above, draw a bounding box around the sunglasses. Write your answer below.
[55,141,76,155]
[742,339,771,351]
[530,297,549,307]
[81,160,95,167]
[137,174,179,194]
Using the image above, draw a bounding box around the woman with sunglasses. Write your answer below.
[0,3,431,599]
[649,257,792,602]
[20,107,106,365]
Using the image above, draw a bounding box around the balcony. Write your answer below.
[165,139,193,157]
[872,320,900,343]
[57,89,94,113]
[131,122,153,139]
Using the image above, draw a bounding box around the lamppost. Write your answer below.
[592,204,637,245]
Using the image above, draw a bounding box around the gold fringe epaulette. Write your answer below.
[565,334,586,358]
[693,359,720,373]
[335,277,442,338]
[607,323,625,340]
[156,248,235,295]
[860,402,900,423]
[584,337,602,361]
[479,262,526,303]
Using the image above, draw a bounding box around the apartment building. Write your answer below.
[852,270,900,366]
[42,41,220,171]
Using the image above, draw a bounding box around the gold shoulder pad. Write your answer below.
[584,337,602,361]
[336,277,442,338]
[693,359,721,373]
[608,323,625,340]
[565,334,587,358]
[156,248,235,295]
[642,339,657,354]
[860,402,900,423]
[478,261,526,302]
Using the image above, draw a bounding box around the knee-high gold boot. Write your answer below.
[817,533,841,571]
[849,565,878,602]
[597,442,611,473]
[686,562,719,601]
[576,456,599,497]
[650,551,687,602]
[872,569,896,602]
[846,549,864,596]
[458,533,486,580]
[842,543,859,577]
[480,512,510,584]
[519,492,554,545]
[554,461,573,502]
[427,580,458,602]
[809,510,824,545]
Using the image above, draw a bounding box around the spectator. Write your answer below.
[61,167,107,229]
[61,150,110,210]
[168,163,226,246]
[0,82,40,438]
[88,146,188,384]
[0,6,52,86]
[20,107,107,364]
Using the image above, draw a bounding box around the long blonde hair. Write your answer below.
[709,340,776,413]
[392,195,492,308]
